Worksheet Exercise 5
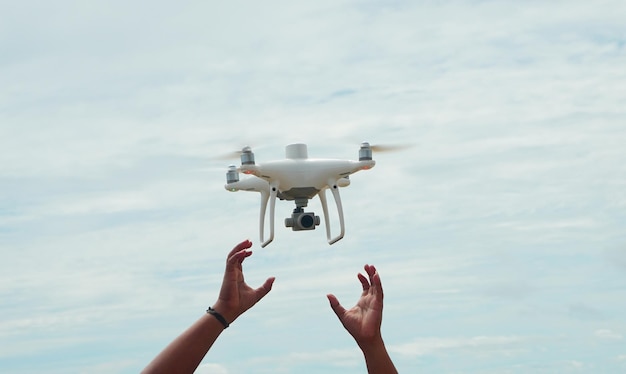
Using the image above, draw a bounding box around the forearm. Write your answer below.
[142,313,225,374]
[359,337,398,374]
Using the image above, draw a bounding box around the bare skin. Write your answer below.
[142,240,274,374]
[327,264,398,374]
[143,242,397,373]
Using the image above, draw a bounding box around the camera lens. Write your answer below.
[299,214,315,229]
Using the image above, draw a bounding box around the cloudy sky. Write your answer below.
[1,0,626,373]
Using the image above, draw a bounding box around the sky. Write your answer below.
[1,0,626,373]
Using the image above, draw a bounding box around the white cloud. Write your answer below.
[390,335,527,357]
[276,348,360,368]
[566,360,585,369]
[76,359,139,374]
[197,362,230,374]
[595,329,623,341]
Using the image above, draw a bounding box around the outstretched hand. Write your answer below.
[141,240,275,374]
[212,240,275,324]
[327,264,384,347]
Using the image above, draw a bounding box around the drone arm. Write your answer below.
[318,179,345,245]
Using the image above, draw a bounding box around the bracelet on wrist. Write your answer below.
[206,306,230,329]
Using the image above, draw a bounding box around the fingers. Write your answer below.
[358,273,370,292]
[373,271,383,299]
[225,241,253,278]
[327,294,347,318]
[364,264,376,280]
[227,248,253,266]
[227,240,254,266]
[364,264,383,298]
[227,239,252,259]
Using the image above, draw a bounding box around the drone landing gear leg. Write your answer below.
[319,180,345,245]
[258,190,270,247]
[260,182,278,248]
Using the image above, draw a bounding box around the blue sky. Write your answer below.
[1,0,626,373]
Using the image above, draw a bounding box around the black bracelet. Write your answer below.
[206,307,229,329]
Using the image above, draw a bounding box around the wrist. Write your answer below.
[358,336,398,374]
[211,301,239,325]
[357,335,386,354]
[206,307,230,329]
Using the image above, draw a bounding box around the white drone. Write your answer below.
[223,142,382,247]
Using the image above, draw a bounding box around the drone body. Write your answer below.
[224,143,376,247]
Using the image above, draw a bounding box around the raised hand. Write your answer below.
[142,240,275,374]
[327,264,384,346]
[327,264,397,374]
[212,240,275,324]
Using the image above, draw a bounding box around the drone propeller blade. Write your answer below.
[215,150,244,160]
[214,145,255,160]
[370,143,414,153]
[186,165,241,173]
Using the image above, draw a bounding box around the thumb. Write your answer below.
[326,294,346,318]
[254,277,275,301]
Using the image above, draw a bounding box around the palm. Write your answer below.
[231,274,260,313]
[341,293,382,341]
[328,265,384,344]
